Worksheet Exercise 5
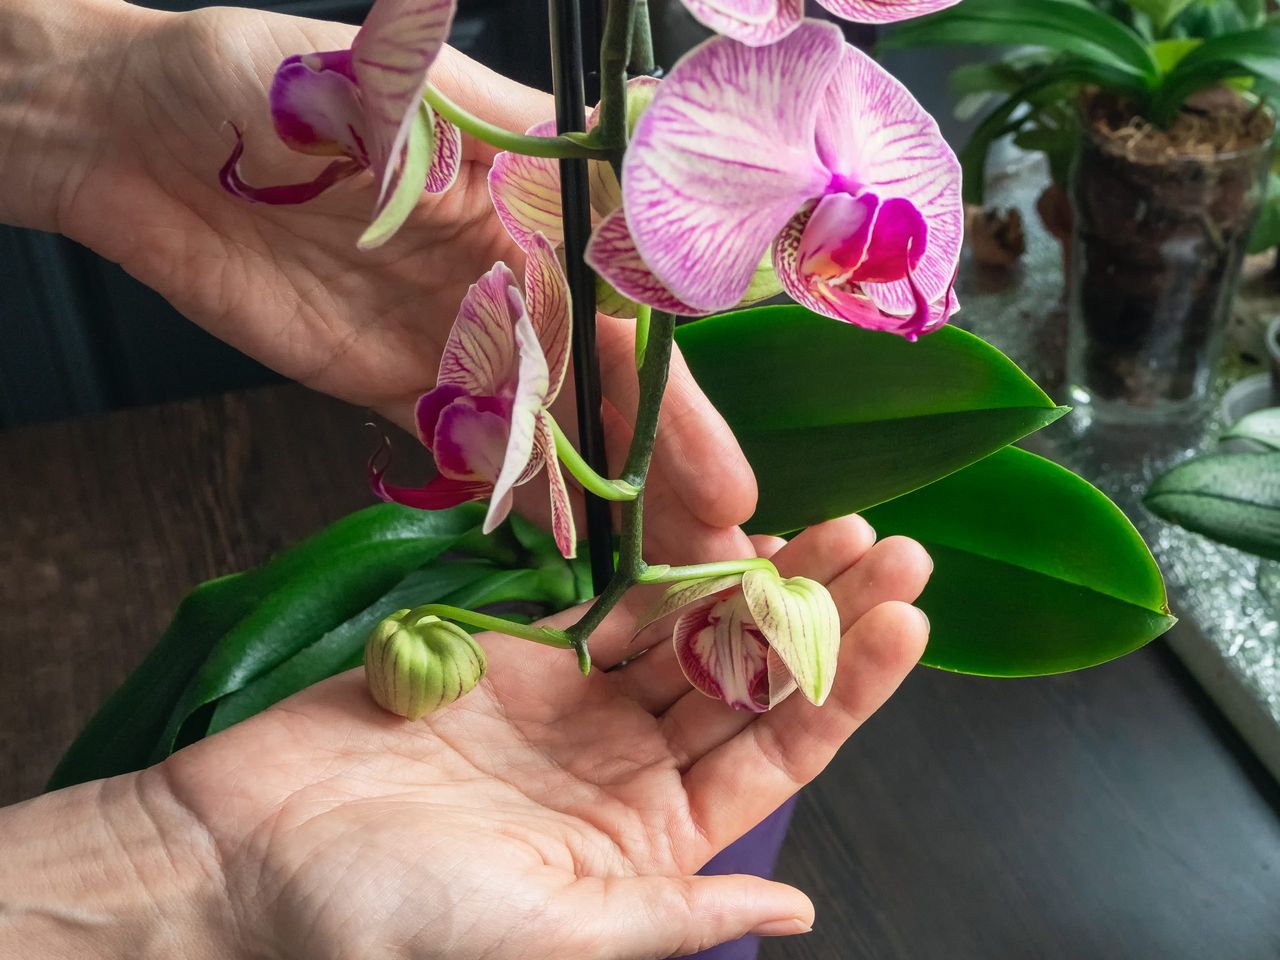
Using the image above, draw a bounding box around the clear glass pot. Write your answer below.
[1067,111,1275,423]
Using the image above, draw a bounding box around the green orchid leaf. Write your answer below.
[1127,0,1198,35]
[49,502,483,788]
[676,305,1067,535]
[151,503,486,759]
[1146,451,1280,560]
[207,563,561,734]
[881,0,1161,87]
[1248,169,1280,254]
[1223,407,1280,449]
[865,447,1175,676]
[1156,25,1280,118]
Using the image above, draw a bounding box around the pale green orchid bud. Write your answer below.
[364,608,487,720]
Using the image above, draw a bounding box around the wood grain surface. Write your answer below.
[1,384,1277,959]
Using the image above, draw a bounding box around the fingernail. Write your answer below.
[750,918,813,937]
[915,606,931,632]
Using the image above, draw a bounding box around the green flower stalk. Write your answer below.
[365,609,488,720]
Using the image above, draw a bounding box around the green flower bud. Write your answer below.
[364,608,487,720]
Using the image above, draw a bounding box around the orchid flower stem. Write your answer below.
[565,311,677,665]
[629,0,655,76]
[594,0,637,151]
[547,416,639,501]
[637,558,779,584]
[424,85,612,160]
[407,604,574,649]
[634,304,651,368]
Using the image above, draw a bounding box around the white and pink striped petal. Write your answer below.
[585,209,704,316]
[438,263,523,396]
[679,0,802,47]
[816,45,962,315]
[522,233,572,401]
[816,0,962,24]
[534,414,577,558]
[623,22,841,312]
[741,570,841,707]
[483,306,550,534]
[674,594,773,713]
[351,0,456,204]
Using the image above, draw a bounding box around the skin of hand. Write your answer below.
[0,516,932,960]
[0,5,938,956]
[0,0,755,561]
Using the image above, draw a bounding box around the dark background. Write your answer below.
[0,0,973,428]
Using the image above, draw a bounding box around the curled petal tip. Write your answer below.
[219,124,363,205]
[367,430,491,510]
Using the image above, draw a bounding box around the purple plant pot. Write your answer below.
[688,797,799,960]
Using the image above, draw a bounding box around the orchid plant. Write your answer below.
[56,0,1187,785]
[218,0,967,715]
[213,0,1125,721]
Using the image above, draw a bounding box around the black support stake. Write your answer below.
[549,0,615,594]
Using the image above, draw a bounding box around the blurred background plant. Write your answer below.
[885,0,1280,422]
[885,0,1279,207]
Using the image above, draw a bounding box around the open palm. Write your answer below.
[152,518,931,959]
[33,0,754,551]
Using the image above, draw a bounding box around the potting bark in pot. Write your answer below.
[1069,90,1274,420]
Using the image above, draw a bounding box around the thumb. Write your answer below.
[566,873,815,959]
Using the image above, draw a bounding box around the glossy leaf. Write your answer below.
[1146,451,1280,560]
[880,0,1160,87]
[1223,407,1280,449]
[49,502,485,788]
[676,304,1067,534]
[208,562,563,733]
[1156,25,1280,118]
[1125,0,1198,33]
[151,503,486,759]
[1248,169,1280,254]
[865,447,1175,676]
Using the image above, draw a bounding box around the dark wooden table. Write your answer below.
[3,385,1279,958]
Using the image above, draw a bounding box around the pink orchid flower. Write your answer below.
[369,232,577,558]
[221,0,461,249]
[490,77,782,318]
[637,570,841,712]
[681,0,961,47]
[593,22,961,339]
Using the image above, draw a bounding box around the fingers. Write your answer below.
[682,600,929,857]
[432,47,553,162]
[658,532,928,768]
[611,516,879,715]
[559,874,813,960]
[597,314,758,531]
[827,534,933,631]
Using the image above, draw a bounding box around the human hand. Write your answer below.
[138,516,930,960]
[0,0,755,557]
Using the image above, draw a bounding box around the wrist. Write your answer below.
[0,0,157,232]
[0,770,240,960]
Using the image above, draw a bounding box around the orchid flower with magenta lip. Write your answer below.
[490,77,783,318]
[221,0,461,249]
[592,22,962,339]
[637,569,842,712]
[680,0,961,47]
[370,232,578,558]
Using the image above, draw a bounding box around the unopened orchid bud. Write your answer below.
[364,609,487,720]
